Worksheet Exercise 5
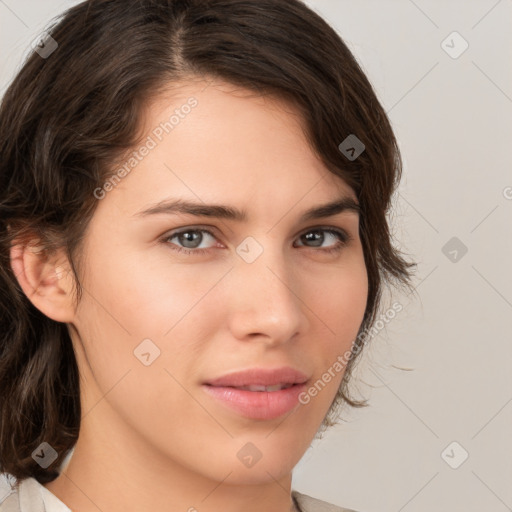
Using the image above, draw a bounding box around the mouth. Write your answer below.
[202,367,309,420]
[227,383,295,392]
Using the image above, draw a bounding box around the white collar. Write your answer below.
[18,477,71,512]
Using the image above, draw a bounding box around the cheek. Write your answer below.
[78,254,231,398]
[73,256,215,447]
[303,257,368,391]
[84,241,222,337]
[310,258,368,334]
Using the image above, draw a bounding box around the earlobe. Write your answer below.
[9,240,76,323]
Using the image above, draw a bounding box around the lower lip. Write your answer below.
[202,383,307,420]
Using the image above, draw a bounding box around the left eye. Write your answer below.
[163,227,350,256]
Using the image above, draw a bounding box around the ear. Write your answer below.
[9,238,77,323]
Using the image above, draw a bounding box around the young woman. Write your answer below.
[0,1,415,511]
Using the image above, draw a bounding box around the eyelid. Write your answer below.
[161,224,221,243]
[161,223,352,241]
[160,223,354,256]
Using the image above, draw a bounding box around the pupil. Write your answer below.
[181,231,201,248]
[304,231,323,247]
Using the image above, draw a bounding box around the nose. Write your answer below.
[226,242,306,345]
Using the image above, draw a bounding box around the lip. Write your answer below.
[202,367,309,420]
[204,367,309,387]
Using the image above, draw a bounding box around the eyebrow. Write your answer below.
[133,195,360,222]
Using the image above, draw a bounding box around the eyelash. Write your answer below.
[161,226,352,256]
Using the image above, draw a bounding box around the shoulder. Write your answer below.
[0,473,70,512]
[0,473,21,512]
[292,490,360,512]
[3,474,362,512]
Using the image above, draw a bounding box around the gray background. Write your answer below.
[1,1,511,511]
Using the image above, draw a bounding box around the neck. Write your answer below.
[44,414,298,512]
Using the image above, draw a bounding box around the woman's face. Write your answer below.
[68,78,368,484]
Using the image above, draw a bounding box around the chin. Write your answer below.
[180,433,308,485]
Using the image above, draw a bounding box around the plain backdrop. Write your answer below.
[1,1,511,511]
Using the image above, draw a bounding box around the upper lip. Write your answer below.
[204,367,309,387]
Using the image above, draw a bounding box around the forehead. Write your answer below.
[100,78,356,219]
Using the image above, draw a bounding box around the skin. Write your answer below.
[10,78,368,512]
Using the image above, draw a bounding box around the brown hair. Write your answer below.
[0,0,416,485]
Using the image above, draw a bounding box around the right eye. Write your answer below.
[162,228,220,256]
